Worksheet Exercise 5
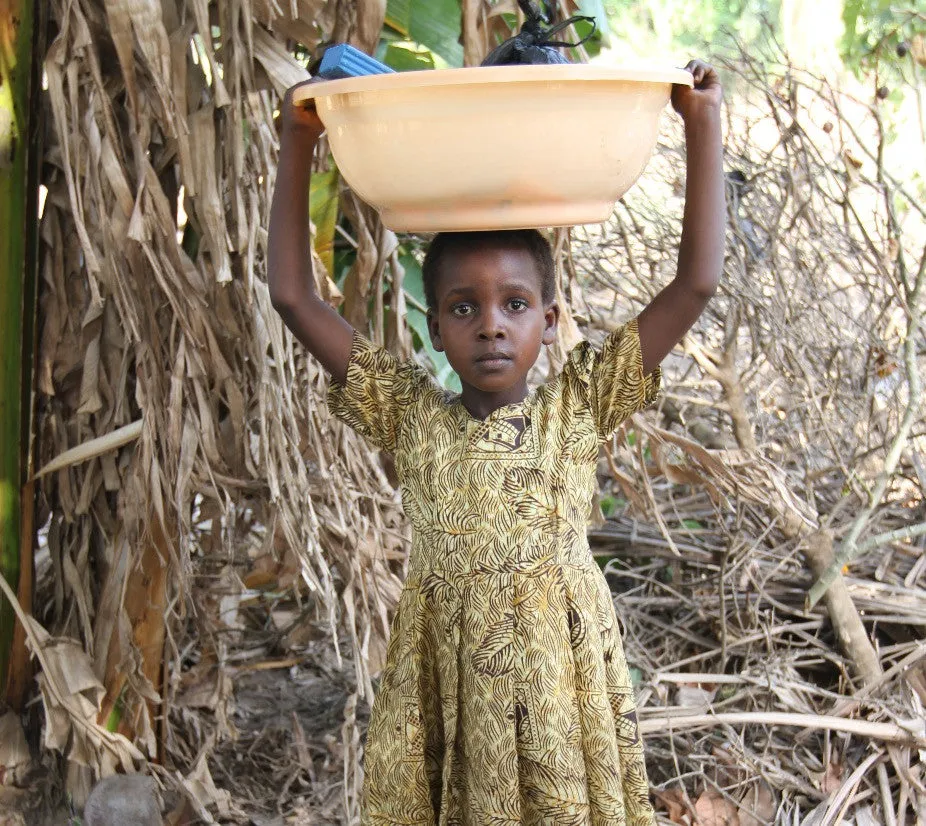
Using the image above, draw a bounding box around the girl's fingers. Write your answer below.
[285,77,323,103]
[682,58,718,90]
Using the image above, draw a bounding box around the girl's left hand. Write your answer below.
[672,59,722,121]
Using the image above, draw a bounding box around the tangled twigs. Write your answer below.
[808,252,925,607]
[638,710,925,745]
[577,38,925,824]
[802,530,883,686]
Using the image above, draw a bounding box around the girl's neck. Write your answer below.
[458,378,530,420]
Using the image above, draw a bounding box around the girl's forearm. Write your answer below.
[268,136,318,310]
[676,107,724,297]
[636,62,723,373]
[265,91,354,380]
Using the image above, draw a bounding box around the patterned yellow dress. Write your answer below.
[328,318,660,826]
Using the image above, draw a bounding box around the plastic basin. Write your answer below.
[294,64,692,233]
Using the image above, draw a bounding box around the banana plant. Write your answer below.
[0,0,40,700]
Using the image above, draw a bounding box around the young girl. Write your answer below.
[269,60,724,826]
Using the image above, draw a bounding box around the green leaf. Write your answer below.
[386,0,463,67]
[497,12,518,37]
[841,0,860,41]
[718,683,737,701]
[333,246,355,289]
[681,518,703,530]
[309,166,339,279]
[404,304,431,347]
[441,366,461,392]
[577,0,610,49]
[105,691,125,732]
[600,495,616,517]
[385,0,412,36]
[398,252,460,391]
[410,0,463,67]
[399,249,427,306]
[383,41,437,72]
[181,224,200,261]
[406,306,460,391]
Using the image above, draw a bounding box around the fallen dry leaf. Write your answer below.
[676,683,717,708]
[694,788,740,826]
[820,759,844,795]
[652,787,691,824]
[737,780,776,826]
[0,712,31,787]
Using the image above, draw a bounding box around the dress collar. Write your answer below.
[448,387,538,424]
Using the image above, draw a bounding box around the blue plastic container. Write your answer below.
[317,44,395,80]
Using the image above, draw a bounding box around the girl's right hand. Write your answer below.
[280,79,326,144]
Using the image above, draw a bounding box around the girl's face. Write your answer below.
[427,243,559,411]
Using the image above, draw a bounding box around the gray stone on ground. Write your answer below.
[83,775,160,826]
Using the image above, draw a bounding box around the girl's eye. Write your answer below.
[451,304,475,317]
[508,298,528,312]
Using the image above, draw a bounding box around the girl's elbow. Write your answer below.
[677,275,719,303]
[693,267,722,300]
[696,280,719,301]
[269,283,298,316]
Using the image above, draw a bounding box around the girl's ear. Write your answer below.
[427,310,444,352]
[541,302,560,346]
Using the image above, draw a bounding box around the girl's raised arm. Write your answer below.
[268,81,355,385]
[636,59,724,375]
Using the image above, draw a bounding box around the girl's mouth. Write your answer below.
[476,352,512,366]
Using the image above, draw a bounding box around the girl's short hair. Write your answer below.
[421,230,556,311]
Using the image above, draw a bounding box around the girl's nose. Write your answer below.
[478,309,506,340]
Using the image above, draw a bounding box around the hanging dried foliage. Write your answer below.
[35,0,405,806]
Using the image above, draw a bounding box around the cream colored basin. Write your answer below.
[294,65,692,233]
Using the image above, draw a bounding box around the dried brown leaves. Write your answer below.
[36,0,406,812]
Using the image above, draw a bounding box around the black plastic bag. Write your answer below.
[481,0,597,66]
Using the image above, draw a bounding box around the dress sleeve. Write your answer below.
[327,331,422,454]
[561,317,661,442]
